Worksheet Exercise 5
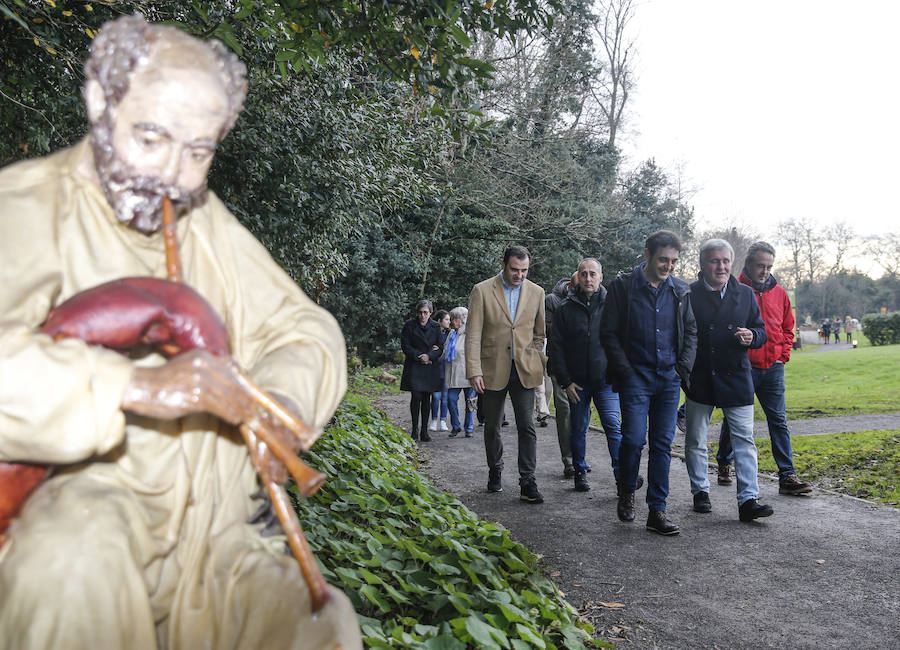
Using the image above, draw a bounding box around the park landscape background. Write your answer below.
[2,2,898,647]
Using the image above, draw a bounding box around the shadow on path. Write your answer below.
[376,393,900,649]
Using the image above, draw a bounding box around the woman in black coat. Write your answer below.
[400,300,444,441]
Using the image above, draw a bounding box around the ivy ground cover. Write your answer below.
[292,394,607,649]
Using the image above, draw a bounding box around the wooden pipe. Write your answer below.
[241,425,330,611]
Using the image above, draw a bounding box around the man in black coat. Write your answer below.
[684,239,773,522]
[549,259,621,493]
[545,275,576,478]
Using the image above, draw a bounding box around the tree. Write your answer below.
[592,0,635,148]
[776,217,826,287]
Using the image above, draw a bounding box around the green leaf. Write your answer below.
[515,623,547,648]
[359,584,392,613]
[421,636,466,650]
[464,616,502,649]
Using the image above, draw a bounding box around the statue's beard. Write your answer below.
[89,115,208,234]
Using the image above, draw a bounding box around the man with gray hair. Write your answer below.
[0,14,360,649]
[716,242,812,495]
[684,239,774,522]
[549,258,623,493]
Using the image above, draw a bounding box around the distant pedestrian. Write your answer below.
[832,317,841,344]
[429,310,451,432]
[821,319,831,344]
[444,307,476,437]
[400,300,443,442]
[844,315,856,344]
[466,245,547,503]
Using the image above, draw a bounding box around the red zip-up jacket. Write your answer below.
[738,271,795,368]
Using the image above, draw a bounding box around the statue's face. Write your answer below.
[92,65,230,232]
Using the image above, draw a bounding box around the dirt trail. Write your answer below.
[376,394,900,649]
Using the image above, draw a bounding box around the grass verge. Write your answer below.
[713,430,899,506]
[292,393,608,649]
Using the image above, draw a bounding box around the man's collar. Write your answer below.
[701,275,728,297]
[500,273,522,291]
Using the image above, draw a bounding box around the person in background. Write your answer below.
[832,317,841,344]
[821,319,831,344]
[844,315,855,344]
[545,274,577,478]
[429,310,451,432]
[400,300,443,442]
[445,307,476,437]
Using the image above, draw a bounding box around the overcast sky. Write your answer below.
[619,0,900,243]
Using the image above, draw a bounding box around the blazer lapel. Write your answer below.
[491,275,513,325]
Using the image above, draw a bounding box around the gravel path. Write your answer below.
[375,394,900,649]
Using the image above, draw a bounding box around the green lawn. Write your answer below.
[712,429,900,507]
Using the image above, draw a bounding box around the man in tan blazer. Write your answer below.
[466,246,547,503]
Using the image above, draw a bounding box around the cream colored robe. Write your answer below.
[0,140,362,649]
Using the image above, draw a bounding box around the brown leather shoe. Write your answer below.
[717,463,733,485]
[779,474,813,495]
[617,492,635,522]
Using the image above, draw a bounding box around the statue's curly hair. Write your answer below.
[84,14,248,137]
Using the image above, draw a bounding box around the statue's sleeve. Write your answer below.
[0,180,134,464]
[215,220,347,431]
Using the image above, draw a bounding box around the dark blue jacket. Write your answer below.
[686,275,767,407]
[599,266,697,391]
[549,286,609,389]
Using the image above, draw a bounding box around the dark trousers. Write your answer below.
[408,390,430,435]
[482,366,537,481]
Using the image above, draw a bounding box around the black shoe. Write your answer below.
[585,464,592,473]
[502,419,509,427]
[646,510,679,535]
[563,466,575,479]
[449,428,461,438]
[574,472,590,492]
[616,475,645,496]
[617,492,635,522]
[537,416,549,427]
[464,431,473,438]
[419,432,432,442]
[410,430,419,441]
[520,478,544,503]
[739,498,773,522]
[693,491,712,513]
[487,467,502,493]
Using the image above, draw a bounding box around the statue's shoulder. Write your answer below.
[0,146,75,195]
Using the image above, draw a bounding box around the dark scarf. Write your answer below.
[744,270,777,293]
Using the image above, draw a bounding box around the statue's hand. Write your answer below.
[121,349,255,425]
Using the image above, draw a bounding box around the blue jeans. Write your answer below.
[569,383,621,477]
[447,387,476,432]
[431,382,448,420]
[717,362,795,479]
[618,373,681,512]
[686,398,759,505]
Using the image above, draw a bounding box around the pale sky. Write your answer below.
[621,0,900,243]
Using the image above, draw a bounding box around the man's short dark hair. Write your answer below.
[503,245,531,265]
[645,230,683,256]
[745,241,776,266]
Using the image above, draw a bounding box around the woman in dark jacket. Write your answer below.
[400,300,444,441]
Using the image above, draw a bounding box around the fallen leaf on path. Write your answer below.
[816,559,826,564]
[599,601,626,610]
[550,570,561,577]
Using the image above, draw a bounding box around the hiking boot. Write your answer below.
[574,472,591,492]
[739,498,774,522]
[563,465,576,479]
[717,463,733,486]
[487,467,502,493]
[779,474,813,495]
[616,475,644,496]
[520,478,544,504]
[646,510,680,536]
[617,492,635,522]
[693,491,712,513]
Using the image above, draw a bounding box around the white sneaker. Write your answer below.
[428,419,438,431]
[440,420,449,431]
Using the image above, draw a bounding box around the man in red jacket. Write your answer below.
[716,242,812,495]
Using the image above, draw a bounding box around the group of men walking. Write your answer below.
[464,231,811,535]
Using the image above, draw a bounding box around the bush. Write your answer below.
[862,312,900,346]
[292,395,606,649]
